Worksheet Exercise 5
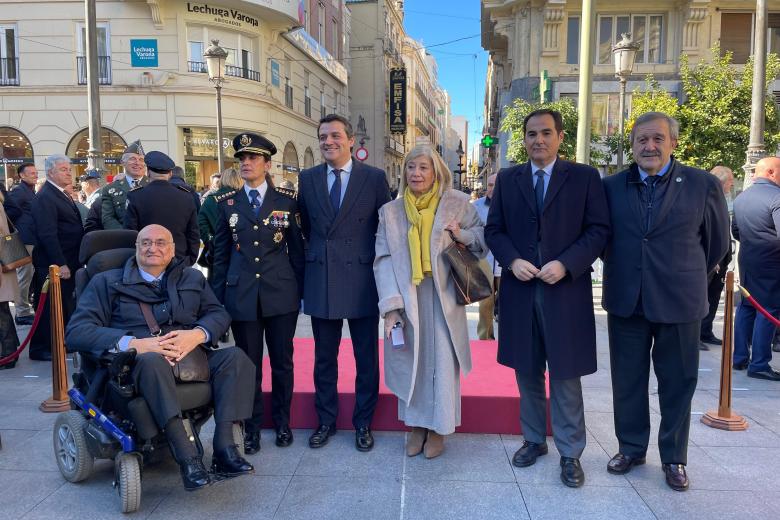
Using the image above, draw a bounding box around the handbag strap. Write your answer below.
[138,302,162,336]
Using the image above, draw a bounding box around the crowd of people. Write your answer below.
[1,108,768,495]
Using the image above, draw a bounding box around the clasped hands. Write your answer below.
[510,258,566,284]
[129,329,206,366]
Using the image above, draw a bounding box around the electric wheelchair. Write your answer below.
[52,230,241,513]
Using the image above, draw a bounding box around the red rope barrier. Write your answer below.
[0,279,50,366]
[736,285,780,328]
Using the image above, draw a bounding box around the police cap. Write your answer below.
[233,133,277,158]
[78,169,101,182]
[144,151,176,173]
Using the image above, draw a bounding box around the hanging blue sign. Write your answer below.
[130,39,158,67]
[271,60,280,87]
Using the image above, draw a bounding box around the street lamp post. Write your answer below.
[744,0,769,189]
[612,33,640,172]
[204,39,228,174]
[456,140,464,190]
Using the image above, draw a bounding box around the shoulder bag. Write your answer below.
[0,218,32,273]
[442,230,493,305]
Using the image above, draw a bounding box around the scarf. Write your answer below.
[404,180,441,285]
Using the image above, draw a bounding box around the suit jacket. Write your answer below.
[298,160,391,319]
[485,159,610,379]
[4,181,36,244]
[210,186,305,319]
[602,158,730,323]
[124,180,200,265]
[732,177,780,308]
[31,182,85,272]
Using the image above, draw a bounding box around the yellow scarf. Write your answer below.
[404,180,441,285]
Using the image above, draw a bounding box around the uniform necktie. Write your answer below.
[330,169,342,213]
[249,189,261,217]
[534,170,545,214]
[131,179,138,189]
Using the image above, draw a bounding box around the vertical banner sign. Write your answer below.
[271,60,281,87]
[390,68,407,134]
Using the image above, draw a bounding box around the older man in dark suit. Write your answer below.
[485,109,610,488]
[29,155,85,360]
[297,114,391,452]
[602,112,729,491]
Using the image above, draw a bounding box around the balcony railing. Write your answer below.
[0,57,19,86]
[188,61,261,82]
[77,56,112,85]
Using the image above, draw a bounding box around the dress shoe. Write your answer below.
[355,426,374,452]
[607,453,646,475]
[244,430,261,454]
[747,368,780,381]
[700,335,722,346]
[29,351,51,361]
[308,424,336,448]
[512,441,548,468]
[733,361,749,371]
[698,342,710,351]
[773,341,780,353]
[14,315,33,326]
[406,427,427,457]
[0,361,16,370]
[211,445,254,477]
[663,463,689,491]
[560,457,585,488]
[179,457,212,491]
[424,431,444,459]
[275,425,293,447]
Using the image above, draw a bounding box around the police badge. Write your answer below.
[240,134,252,147]
[273,231,283,243]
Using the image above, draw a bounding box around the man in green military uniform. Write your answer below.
[101,140,148,229]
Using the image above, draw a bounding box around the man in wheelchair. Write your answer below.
[65,224,256,491]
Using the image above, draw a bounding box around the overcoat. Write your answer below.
[373,189,486,403]
[484,159,610,380]
[0,203,20,303]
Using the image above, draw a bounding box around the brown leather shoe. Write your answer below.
[424,431,444,459]
[406,427,427,457]
[663,463,689,491]
[607,453,646,475]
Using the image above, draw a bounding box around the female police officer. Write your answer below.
[210,133,305,453]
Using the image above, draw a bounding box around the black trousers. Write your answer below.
[232,311,298,432]
[311,315,379,429]
[607,314,700,465]
[700,275,725,340]
[30,269,75,358]
[132,347,254,429]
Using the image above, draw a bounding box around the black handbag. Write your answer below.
[442,230,493,305]
[138,302,210,383]
[0,218,31,273]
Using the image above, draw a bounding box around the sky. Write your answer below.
[402,0,488,149]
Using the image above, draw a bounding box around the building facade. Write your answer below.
[481,0,780,172]
[0,0,349,189]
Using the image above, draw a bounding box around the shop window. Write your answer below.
[66,127,126,180]
[0,126,33,181]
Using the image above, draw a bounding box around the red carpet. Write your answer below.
[260,339,551,434]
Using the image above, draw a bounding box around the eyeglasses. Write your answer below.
[137,239,172,249]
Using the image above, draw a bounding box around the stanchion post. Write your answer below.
[40,265,70,413]
[702,271,748,430]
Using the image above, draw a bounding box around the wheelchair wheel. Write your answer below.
[232,422,245,456]
[115,453,142,514]
[53,411,94,483]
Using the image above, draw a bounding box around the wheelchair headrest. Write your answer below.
[79,230,138,265]
[86,248,135,278]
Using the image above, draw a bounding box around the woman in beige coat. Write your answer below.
[0,192,21,369]
[374,144,486,458]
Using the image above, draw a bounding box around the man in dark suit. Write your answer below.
[732,156,780,380]
[297,114,391,451]
[602,112,729,491]
[211,133,305,453]
[124,151,200,266]
[485,109,610,488]
[4,163,38,325]
[29,154,85,361]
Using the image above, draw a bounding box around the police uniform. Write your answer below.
[210,133,305,451]
[124,151,200,265]
[101,140,148,229]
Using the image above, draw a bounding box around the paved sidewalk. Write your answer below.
[1,290,779,519]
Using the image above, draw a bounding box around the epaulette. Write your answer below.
[275,186,297,200]
[174,184,191,193]
[214,190,238,203]
[129,184,144,192]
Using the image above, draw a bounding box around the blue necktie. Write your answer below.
[330,169,342,213]
[534,170,545,214]
[249,189,260,217]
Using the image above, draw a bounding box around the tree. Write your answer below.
[500,98,609,166]
[625,45,780,177]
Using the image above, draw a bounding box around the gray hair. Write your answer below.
[710,165,734,183]
[630,112,680,143]
[121,152,138,166]
[44,154,71,175]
